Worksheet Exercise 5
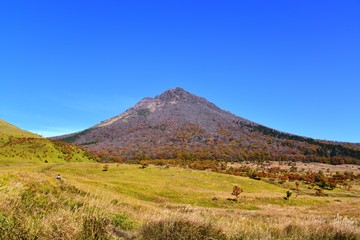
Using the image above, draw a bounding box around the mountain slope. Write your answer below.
[56,88,360,164]
[0,119,94,164]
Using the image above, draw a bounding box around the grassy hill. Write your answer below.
[0,119,94,164]
[0,119,40,139]
[0,162,359,239]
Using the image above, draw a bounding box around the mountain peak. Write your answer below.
[156,87,194,102]
[94,87,216,128]
[152,87,223,113]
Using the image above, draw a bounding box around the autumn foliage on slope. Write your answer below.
[56,88,360,165]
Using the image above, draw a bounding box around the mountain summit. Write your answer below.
[57,88,360,163]
[157,87,199,102]
[155,87,219,108]
[95,87,249,130]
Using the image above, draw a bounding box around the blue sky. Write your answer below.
[0,0,359,142]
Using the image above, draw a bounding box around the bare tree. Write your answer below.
[231,186,243,201]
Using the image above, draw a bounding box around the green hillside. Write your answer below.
[0,119,94,164]
[0,119,40,139]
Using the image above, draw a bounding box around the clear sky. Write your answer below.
[0,1,359,142]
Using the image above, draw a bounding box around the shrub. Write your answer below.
[284,190,292,200]
[282,222,360,240]
[112,213,137,231]
[140,164,148,169]
[81,214,110,240]
[0,213,34,240]
[315,189,323,196]
[139,218,227,240]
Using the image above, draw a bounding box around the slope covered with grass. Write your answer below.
[0,119,40,141]
[0,119,94,164]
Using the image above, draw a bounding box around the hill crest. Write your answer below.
[0,118,95,164]
[0,119,40,139]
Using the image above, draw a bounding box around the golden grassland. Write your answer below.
[0,161,359,240]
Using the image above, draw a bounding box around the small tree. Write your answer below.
[103,164,109,171]
[231,186,243,201]
[295,181,300,191]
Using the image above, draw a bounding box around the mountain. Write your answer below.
[56,88,360,164]
[0,119,94,164]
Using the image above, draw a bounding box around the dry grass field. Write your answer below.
[230,161,360,175]
[0,161,359,239]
